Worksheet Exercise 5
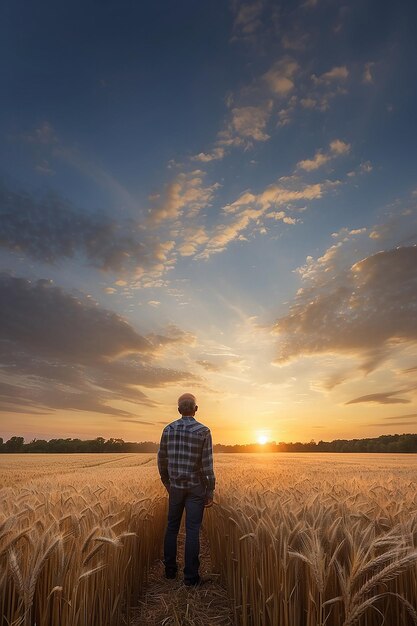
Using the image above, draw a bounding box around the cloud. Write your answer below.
[0,183,172,276]
[148,170,220,223]
[263,58,299,95]
[218,102,273,146]
[367,422,417,427]
[213,55,301,145]
[319,369,355,390]
[1,275,150,361]
[276,97,298,127]
[196,360,222,372]
[312,66,349,84]
[346,391,412,405]
[0,274,197,416]
[195,177,326,258]
[382,413,417,420]
[177,225,209,257]
[265,211,298,224]
[198,208,262,257]
[196,355,244,372]
[297,152,330,171]
[274,244,417,371]
[147,324,197,350]
[329,139,350,155]
[231,0,264,41]
[226,178,325,212]
[191,148,226,162]
[362,62,375,84]
[297,139,350,171]
[299,67,350,112]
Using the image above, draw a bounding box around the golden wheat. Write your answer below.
[1,452,417,625]
[204,453,417,626]
[0,454,166,626]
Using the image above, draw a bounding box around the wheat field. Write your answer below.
[205,454,417,626]
[1,453,417,626]
[0,454,166,626]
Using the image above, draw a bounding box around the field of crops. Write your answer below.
[0,454,166,626]
[1,453,417,626]
[205,454,417,626]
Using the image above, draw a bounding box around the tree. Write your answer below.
[5,436,24,453]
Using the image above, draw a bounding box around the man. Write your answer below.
[157,392,215,586]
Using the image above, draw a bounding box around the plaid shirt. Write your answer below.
[157,416,215,496]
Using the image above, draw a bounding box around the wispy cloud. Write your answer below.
[194,176,328,258]
[198,208,262,258]
[147,324,197,350]
[196,360,222,372]
[225,178,325,212]
[231,0,265,42]
[191,148,226,162]
[148,170,220,223]
[298,66,350,112]
[177,225,209,257]
[312,66,349,84]
[381,413,417,420]
[366,422,417,427]
[297,139,350,171]
[346,391,412,405]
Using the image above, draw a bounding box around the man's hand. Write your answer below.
[204,497,213,508]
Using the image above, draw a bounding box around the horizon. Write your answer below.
[2,431,417,448]
[1,0,417,445]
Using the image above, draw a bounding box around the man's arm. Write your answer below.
[201,430,215,502]
[157,428,170,490]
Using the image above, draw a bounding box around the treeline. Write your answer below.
[1,433,417,453]
[214,433,417,453]
[0,436,158,453]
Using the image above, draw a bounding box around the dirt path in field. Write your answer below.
[131,527,233,626]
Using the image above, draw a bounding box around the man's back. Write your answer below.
[158,415,215,495]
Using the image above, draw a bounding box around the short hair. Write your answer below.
[178,393,196,415]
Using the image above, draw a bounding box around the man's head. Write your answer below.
[178,392,198,417]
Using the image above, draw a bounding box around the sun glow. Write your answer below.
[258,435,268,445]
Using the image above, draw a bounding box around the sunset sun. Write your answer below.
[258,435,268,445]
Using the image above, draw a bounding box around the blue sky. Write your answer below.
[1,0,417,444]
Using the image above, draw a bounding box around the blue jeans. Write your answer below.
[163,483,206,583]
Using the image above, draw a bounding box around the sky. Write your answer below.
[1,0,417,445]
